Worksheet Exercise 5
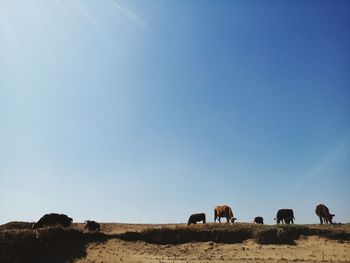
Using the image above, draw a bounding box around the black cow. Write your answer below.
[84,220,101,232]
[275,209,295,224]
[32,213,73,229]
[254,216,264,224]
[187,213,206,225]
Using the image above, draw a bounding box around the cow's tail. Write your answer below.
[214,208,217,222]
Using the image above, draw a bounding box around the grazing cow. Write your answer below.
[254,216,264,224]
[315,204,334,224]
[214,205,237,224]
[84,220,101,232]
[187,213,206,225]
[32,213,73,229]
[275,209,295,224]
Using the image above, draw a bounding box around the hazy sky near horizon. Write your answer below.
[0,0,349,225]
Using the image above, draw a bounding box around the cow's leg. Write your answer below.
[328,215,334,224]
[218,217,221,223]
[319,216,323,224]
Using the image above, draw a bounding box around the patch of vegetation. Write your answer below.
[253,227,296,244]
[0,221,34,231]
[119,225,252,244]
[119,223,350,245]
[1,222,349,262]
[0,227,110,263]
[0,228,85,263]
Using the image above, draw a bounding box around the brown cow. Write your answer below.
[315,204,334,224]
[214,205,236,224]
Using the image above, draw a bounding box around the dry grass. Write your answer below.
[118,223,350,245]
[119,224,252,244]
[0,228,88,263]
[0,226,110,263]
[0,221,34,231]
[1,222,349,262]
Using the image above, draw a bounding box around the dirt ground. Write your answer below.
[74,223,350,263]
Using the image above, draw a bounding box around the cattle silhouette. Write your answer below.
[275,209,295,224]
[254,216,264,224]
[84,220,101,232]
[315,204,334,224]
[187,213,206,225]
[32,213,72,229]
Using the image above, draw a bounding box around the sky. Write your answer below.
[0,0,349,225]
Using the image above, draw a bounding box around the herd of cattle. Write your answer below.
[30,204,335,231]
[187,204,335,225]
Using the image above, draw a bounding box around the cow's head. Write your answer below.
[328,214,335,224]
[231,217,237,224]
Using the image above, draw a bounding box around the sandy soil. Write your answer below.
[75,224,350,263]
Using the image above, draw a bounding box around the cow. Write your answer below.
[275,209,295,224]
[187,213,206,225]
[254,216,264,224]
[214,205,236,224]
[315,204,334,224]
[84,220,101,232]
[32,213,73,229]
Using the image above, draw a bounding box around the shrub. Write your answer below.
[254,227,295,244]
[0,222,33,231]
[119,225,252,244]
[0,228,86,263]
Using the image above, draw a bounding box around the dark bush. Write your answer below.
[254,227,295,244]
[0,224,115,263]
[0,222,33,231]
[119,224,350,245]
[0,228,86,263]
[119,225,252,244]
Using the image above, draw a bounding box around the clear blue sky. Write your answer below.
[0,0,349,225]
